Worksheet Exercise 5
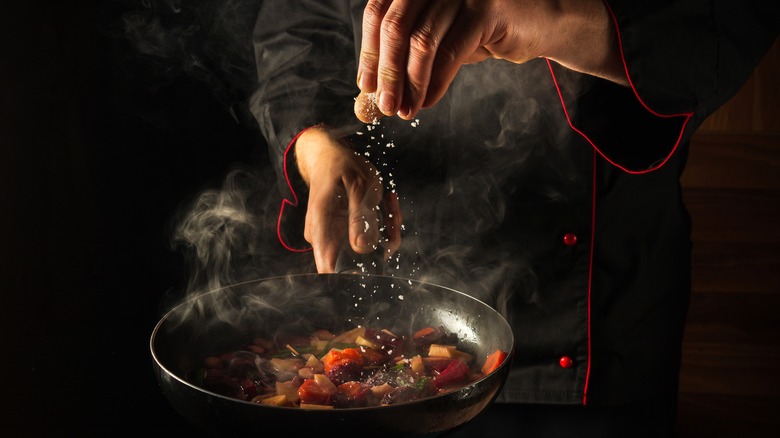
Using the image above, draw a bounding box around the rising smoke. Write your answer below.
[118,0,588,332]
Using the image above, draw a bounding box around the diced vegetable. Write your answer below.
[355,335,381,349]
[331,327,366,343]
[481,349,508,376]
[305,354,324,371]
[358,347,390,366]
[275,380,300,403]
[410,355,425,375]
[413,326,440,340]
[370,383,393,398]
[427,344,473,363]
[434,360,469,388]
[196,325,499,409]
[422,357,452,372]
[297,378,335,405]
[269,358,301,376]
[321,348,364,383]
[259,394,287,406]
[313,373,338,393]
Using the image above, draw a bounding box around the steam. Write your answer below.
[111,0,262,122]
[119,0,591,339]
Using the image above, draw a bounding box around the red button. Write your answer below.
[562,233,578,246]
[559,356,574,369]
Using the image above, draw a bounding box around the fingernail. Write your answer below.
[397,103,412,120]
[359,70,376,92]
[378,90,395,115]
[356,233,371,248]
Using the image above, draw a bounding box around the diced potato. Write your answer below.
[260,394,288,406]
[332,326,366,343]
[428,344,456,357]
[410,355,425,375]
[275,380,301,403]
[305,354,324,370]
[380,328,399,338]
[355,335,381,350]
[427,344,473,364]
[370,383,393,398]
[270,357,300,373]
[299,403,335,410]
[313,374,338,393]
[298,367,314,379]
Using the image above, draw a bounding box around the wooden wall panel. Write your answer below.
[698,38,780,133]
[678,35,780,436]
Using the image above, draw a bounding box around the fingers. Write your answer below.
[304,189,348,273]
[375,0,432,117]
[358,0,393,93]
[424,7,489,108]
[402,0,461,118]
[359,0,493,120]
[345,168,383,254]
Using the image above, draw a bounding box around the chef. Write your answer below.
[250,0,779,435]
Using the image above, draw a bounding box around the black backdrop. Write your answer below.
[1,0,287,435]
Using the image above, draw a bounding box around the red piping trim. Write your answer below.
[582,149,598,405]
[277,127,314,253]
[547,0,694,175]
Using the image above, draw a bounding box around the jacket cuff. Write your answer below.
[277,127,314,253]
[546,2,693,173]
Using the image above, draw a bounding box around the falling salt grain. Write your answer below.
[398,295,404,300]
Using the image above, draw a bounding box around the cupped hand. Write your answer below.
[355,0,624,121]
[295,126,403,272]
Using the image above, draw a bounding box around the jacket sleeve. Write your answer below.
[550,0,780,173]
[250,0,363,180]
[249,0,365,251]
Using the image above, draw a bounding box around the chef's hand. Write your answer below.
[355,0,627,121]
[295,126,403,273]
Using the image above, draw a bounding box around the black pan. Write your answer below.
[150,273,514,437]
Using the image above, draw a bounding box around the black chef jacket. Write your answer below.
[249,0,779,407]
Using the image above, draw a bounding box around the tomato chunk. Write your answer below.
[322,348,365,383]
[481,349,508,375]
[322,348,364,371]
[297,378,334,405]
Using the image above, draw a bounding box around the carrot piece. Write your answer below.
[481,350,508,375]
[413,326,437,339]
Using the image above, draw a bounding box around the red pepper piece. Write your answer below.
[433,359,469,388]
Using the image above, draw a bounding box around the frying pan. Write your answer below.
[150,273,514,437]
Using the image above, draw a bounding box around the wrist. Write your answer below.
[536,0,627,85]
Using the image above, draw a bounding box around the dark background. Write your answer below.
[1,0,279,435]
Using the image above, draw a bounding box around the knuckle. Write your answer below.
[363,0,385,24]
[438,42,458,64]
[408,25,439,56]
[380,12,406,38]
[378,64,404,82]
